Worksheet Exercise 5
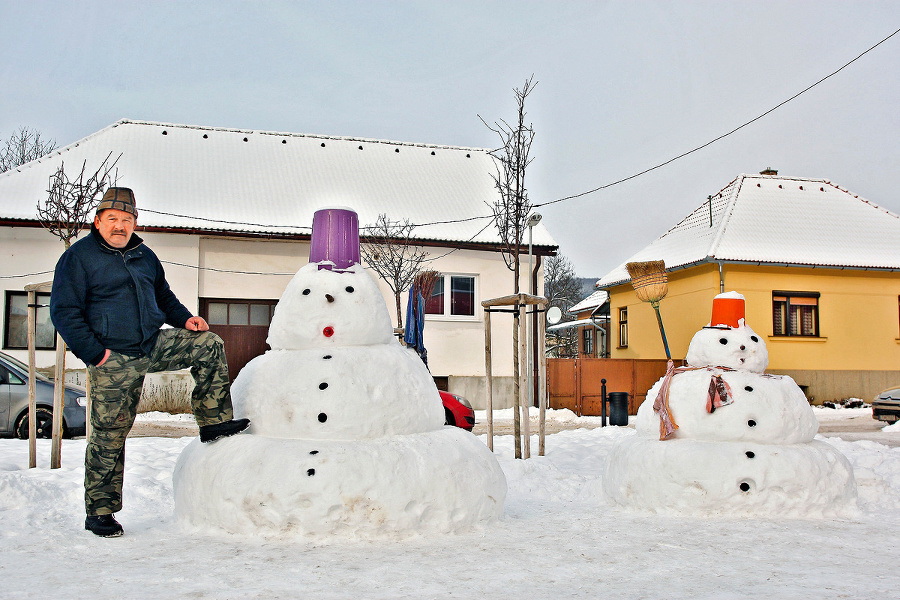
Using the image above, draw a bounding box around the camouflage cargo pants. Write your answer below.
[85,328,234,516]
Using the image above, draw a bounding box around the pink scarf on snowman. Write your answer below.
[652,362,736,440]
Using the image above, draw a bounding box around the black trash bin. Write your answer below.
[607,392,629,426]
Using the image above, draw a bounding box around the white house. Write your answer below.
[0,119,556,407]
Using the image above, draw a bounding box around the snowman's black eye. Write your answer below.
[302,289,311,295]
[345,286,355,293]
[719,338,728,345]
[750,335,759,343]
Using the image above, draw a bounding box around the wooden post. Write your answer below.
[512,307,521,459]
[575,355,583,417]
[50,334,66,469]
[481,293,549,459]
[483,308,494,451]
[519,303,530,458]
[26,289,38,468]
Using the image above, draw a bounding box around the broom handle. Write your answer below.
[651,302,671,360]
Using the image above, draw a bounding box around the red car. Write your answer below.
[440,391,475,431]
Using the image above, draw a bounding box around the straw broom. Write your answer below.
[626,260,671,360]
[627,260,679,439]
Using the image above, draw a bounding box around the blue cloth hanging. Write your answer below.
[404,281,428,368]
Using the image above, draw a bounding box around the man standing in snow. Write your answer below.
[50,187,249,538]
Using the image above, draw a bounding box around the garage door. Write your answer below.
[201,299,277,382]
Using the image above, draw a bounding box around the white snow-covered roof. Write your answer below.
[547,316,608,332]
[596,173,900,289]
[569,290,608,314]
[0,119,556,248]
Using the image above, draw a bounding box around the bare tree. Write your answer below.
[480,75,538,294]
[480,76,539,458]
[37,152,122,249]
[359,213,430,329]
[1,127,57,173]
[543,254,581,358]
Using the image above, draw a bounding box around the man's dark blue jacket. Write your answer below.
[50,225,193,366]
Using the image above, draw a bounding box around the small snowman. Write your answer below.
[603,292,857,517]
[173,208,506,537]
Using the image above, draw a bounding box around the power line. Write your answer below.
[140,207,493,231]
[157,219,499,275]
[160,261,296,276]
[0,270,54,280]
[533,25,900,209]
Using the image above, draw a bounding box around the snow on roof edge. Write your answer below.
[120,119,494,153]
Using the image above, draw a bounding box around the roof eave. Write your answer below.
[596,256,900,290]
[1,218,558,255]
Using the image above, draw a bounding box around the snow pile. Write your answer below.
[2,420,899,599]
[604,293,857,517]
[173,259,506,537]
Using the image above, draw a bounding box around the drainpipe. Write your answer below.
[718,260,725,293]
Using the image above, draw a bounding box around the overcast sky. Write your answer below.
[2,1,898,279]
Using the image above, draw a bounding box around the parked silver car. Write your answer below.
[873,386,900,424]
[0,351,87,439]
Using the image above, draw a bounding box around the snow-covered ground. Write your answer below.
[3,407,899,599]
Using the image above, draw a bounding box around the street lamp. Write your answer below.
[525,213,542,416]
[526,212,542,297]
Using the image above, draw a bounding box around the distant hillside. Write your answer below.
[578,277,598,300]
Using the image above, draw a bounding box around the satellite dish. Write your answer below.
[546,306,562,325]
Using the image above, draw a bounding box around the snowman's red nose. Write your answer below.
[323,326,334,337]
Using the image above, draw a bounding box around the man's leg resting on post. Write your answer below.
[84,353,147,537]
[149,329,249,442]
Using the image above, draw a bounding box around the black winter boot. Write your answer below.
[199,418,251,443]
[85,514,123,537]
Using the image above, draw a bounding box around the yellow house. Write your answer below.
[591,171,900,403]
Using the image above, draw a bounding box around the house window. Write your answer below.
[773,291,820,337]
[206,301,276,326]
[4,291,56,350]
[582,327,594,356]
[424,274,476,318]
[618,306,628,348]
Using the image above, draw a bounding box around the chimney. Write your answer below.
[759,167,778,176]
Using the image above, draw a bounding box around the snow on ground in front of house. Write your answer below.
[135,411,197,423]
[2,408,899,599]
[810,406,873,422]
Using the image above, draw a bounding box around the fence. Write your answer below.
[547,358,674,416]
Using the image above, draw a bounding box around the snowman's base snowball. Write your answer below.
[173,427,506,537]
[603,435,857,518]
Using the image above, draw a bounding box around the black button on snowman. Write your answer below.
[173,207,507,537]
[603,292,857,517]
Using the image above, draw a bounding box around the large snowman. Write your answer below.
[603,292,857,517]
[173,208,506,537]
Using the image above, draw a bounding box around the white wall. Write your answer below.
[198,237,305,300]
[141,231,200,313]
[2,226,77,368]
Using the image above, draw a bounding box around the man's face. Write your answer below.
[94,209,136,249]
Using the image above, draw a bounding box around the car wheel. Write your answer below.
[444,407,455,427]
[15,407,55,440]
